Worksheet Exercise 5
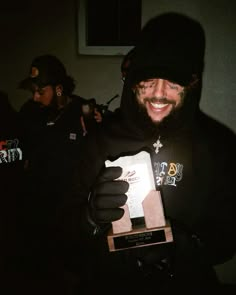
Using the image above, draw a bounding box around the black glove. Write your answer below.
[88,166,129,228]
[134,222,202,265]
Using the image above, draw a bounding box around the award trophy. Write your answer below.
[105,151,173,252]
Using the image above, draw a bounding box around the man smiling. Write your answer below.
[134,78,184,123]
[67,13,236,294]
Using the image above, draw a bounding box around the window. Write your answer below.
[78,0,142,55]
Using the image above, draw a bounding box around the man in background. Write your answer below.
[17,54,102,293]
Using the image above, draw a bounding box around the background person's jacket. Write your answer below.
[17,94,90,272]
[0,90,25,287]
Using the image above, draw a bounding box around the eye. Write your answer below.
[137,79,155,88]
[38,89,45,95]
[167,81,179,90]
[37,87,47,95]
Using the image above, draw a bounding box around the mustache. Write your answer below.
[144,97,175,105]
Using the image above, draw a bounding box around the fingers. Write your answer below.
[95,208,125,223]
[94,108,102,122]
[90,166,129,224]
[97,166,123,182]
[95,179,129,195]
[94,194,127,209]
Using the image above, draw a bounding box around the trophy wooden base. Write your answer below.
[107,219,173,252]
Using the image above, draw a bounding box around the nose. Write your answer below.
[152,79,166,98]
[32,91,40,102]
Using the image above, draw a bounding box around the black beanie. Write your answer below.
[128,12,205,86]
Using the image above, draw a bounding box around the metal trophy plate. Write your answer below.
[105,151,173,252]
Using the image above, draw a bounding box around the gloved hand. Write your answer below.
[88,166,129,227]
[132,221,205,281]
[132,242,174,279]
[129,221,202,279]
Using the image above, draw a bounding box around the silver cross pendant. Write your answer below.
[153,136,163,154]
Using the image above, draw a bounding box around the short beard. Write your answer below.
[49,90,58,110]
[44,90,60,121]
[134,91,193,138]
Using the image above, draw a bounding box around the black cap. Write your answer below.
[19,55,68,90]
[128,12,205,86]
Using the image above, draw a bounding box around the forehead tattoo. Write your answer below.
[135,80,156,95]
[134,79,185,98]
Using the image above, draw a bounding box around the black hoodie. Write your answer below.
[72,13,236,294]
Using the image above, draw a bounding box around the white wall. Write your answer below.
[0,0,124,112]
[0,0,235,283]
[0,0,235,133]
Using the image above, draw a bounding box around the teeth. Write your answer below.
[150,102,168,109]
